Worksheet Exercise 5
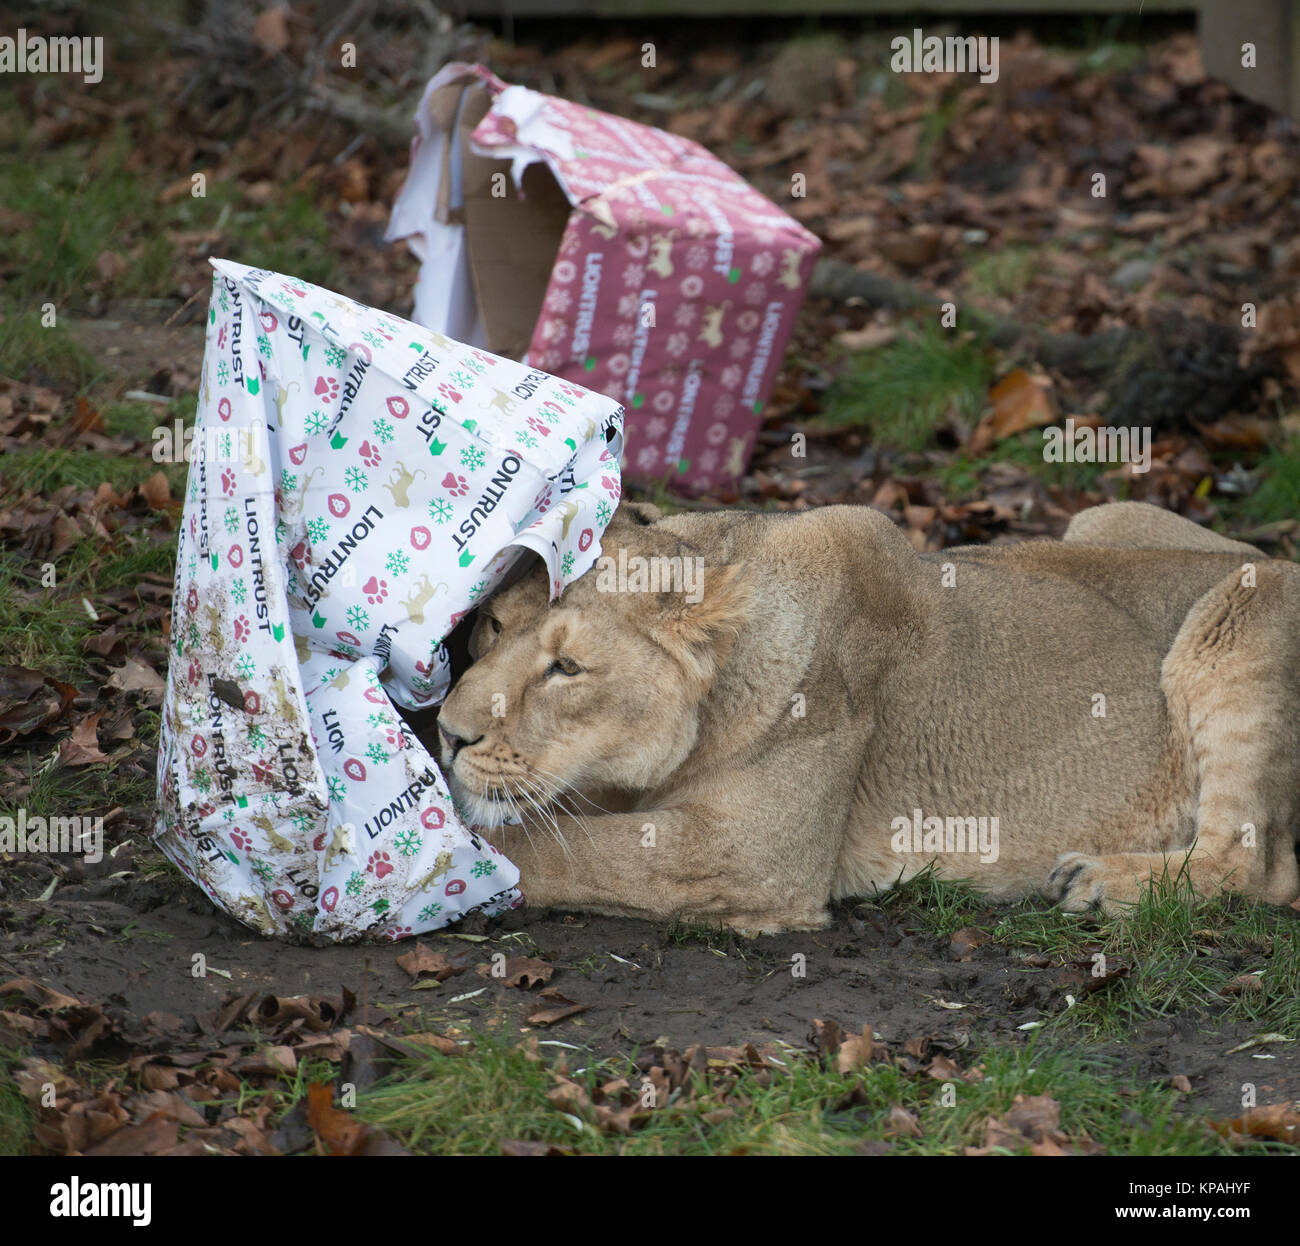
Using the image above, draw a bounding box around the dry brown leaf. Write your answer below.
[59,711,108,767]
[526,989,587,1027]
[395,942,466,981]
[947,927,990,962]
[837,1023,888,1074]
[1212,1102,1300,1146]
[969,369,1056,455]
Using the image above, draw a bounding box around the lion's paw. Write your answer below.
[1044,852,1106,913]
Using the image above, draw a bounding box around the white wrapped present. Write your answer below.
[154,259,624,941]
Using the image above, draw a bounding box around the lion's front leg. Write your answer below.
[482,807,832,934]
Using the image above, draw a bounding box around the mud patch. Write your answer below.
[2,846,1294,1127]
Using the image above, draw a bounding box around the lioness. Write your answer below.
[436,501,1300,933]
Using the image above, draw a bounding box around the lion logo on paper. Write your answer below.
[647,231,677,278]
[383,461,427,509]
[698,302,730,349]
[777,248,804,290]
[400,575,447,626]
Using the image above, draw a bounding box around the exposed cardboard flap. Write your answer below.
[460,82,569,359]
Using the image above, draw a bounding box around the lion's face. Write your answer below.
[436,516,749,828]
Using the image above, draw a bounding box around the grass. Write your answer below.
[1239,438,1300,527]
[820,325,994,451]
[0,310,103,390]
[963,246,1038,303]
[937,435,1117,499]
[0,521,177,682]
[0,1050,35,1156]
[351,1027,1268,1155]
[0,120,338,313]
[865,867,1300,1043]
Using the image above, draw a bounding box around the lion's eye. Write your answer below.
[489,616,502,635]
[546,657,582,678]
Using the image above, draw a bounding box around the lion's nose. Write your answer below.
[438,720,480,758]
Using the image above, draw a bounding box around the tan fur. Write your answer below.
[436,501,1300,932]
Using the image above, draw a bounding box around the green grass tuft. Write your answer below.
[820,326,993,451]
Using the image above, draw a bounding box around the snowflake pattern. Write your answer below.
[395,828,422,857]
[460,445,485,471]
[231,577,247,605]
[429,497,453,524]
[470,859,497,879]
[385,549,409,576]
[345,870,365,897]
[307,516,330,544]
[365,742,390,765]
[372,417,394,444]
[346,604,370,631]
[306,410,327,436]
[235,652,255,680]
[344,466,368,493]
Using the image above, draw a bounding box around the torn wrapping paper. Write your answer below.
[386,62,821,495]
[155,259,624,942]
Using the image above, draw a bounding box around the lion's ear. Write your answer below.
[648,562,751,684]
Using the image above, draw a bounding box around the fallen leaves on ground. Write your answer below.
[966,1093,1103,1156]
[1211,1103,1300,1147]
[305,1082,408,1156]
[526,988,588,1027]
[969,369,1057,455]
[2,979,424,1155]
[395,942,469,982]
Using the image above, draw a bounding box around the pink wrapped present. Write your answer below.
[387,62,821,494]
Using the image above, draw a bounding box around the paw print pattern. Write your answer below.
[233,615,250,643]
[436,382,462,404]
[221,468,238,496]
[358,440,382,467]
[363,576,388,605]
[441,473,469,497]
[384,726,408,750]
[314,375,340,402]
[527,416,551,437]
[367,851,394,880]
[230,828,250,851]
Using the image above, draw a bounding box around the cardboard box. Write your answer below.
[387,62,821,494]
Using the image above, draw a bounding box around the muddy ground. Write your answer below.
[3,842,1296,1125]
